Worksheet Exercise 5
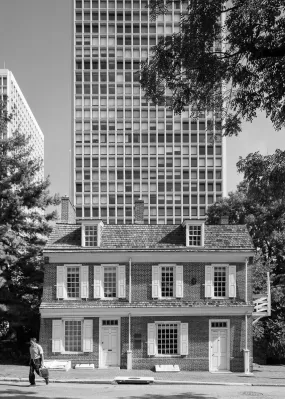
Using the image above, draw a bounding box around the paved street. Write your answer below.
[0,381,284,399]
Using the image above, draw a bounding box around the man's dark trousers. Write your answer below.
[29,359,41,385]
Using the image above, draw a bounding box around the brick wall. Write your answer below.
[39,315,251,371]
[42,261,249,303]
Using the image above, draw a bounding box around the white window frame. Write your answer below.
[152,264,183,299]
[81,220,103,247]
[205,264,236,299]
[63,318,83,354]
[93,264,126,299]
[147,321,188,357]
[56,264,89,300]
[183,220,205,247]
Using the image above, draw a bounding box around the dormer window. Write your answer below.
[81,220,103,247]
[85,225,97,246]
[183,220,205,247]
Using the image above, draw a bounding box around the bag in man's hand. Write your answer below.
[39,366,49,379]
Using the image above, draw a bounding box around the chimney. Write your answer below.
[60,196,76,224]
[219,215,229,225]
[134,199,144,224]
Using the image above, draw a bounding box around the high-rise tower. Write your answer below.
[72,0,226,224]
[0,69,44,179]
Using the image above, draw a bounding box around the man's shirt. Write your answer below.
[30,343,43,360]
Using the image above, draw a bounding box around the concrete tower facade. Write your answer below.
[0,69,44,179]
[72,0,226,224]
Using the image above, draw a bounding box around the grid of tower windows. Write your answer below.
[85,225,97,246]
[157,323,178,355]
[213,267,227,297]
[73,0,224,223]
[188,225,202,246]
[161,266,174,297]
[67,266,80,298]
[64,320,82,352]
[103,266,117,297]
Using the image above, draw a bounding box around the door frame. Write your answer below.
[209,319,230,372]
[99,317,120,368]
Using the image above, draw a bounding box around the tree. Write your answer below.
[207,149,285,361]
[0,97,59,360]
[140,0,285,136]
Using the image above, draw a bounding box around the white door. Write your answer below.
[210,329,228,371]
[101,326,119,367]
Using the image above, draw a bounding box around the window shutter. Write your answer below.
[83,319,93,352]
[175,265,183,298]
[118,265,126,298]
[229,265,236,298]
[205,265,212,298]
[81,266,89,299]
[147,323,156,356]
[152,265,160,298]
[180,323,188,355]
[56,266,66,299]
[93,266,102,298]
[52,320,63,353]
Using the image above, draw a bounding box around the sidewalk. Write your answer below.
[0,363,285,387]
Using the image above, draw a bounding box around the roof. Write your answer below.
[44,223,254,253]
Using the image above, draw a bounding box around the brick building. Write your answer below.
[40,198,255,372]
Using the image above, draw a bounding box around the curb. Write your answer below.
[1,377,285,387]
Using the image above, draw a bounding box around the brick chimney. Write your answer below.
[134,199,144,224]
[219,215,229,225]
[60,196,76,224]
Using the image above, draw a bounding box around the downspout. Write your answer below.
[129,258,132,303]
[245,258,248,303]
[128,313,131,352]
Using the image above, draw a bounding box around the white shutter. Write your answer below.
[175,265,183,298]
[147,323,156,356]
[81,266,89,299]
[52,320,63,353]
[180,323,188,355]
[56,266,66,299]
[205,265,213,298]
[118,265,126,298]
[93,266,102,298]
[83,319,93,352]
[152,266,160,298]
[229,265,236,298]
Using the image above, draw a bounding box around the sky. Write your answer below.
[0,0,285,199]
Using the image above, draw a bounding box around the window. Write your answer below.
[52,319,93,353]
[56,265,89,299]
[81,221,102,247]
[147,322,188,356]
[66,266,80,298]
[94,265,126,299]
[205,265,236,298]
[65,320,82,352]
[85,225,97,246]
[152,264,183,298]
[183,221,204,247]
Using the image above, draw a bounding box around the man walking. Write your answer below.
[29,338,49,385]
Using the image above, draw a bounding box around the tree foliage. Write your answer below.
[0,97,59,359]
[140,0,285,136]
[207,149,285,361]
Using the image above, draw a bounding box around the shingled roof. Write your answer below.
[45,223,254,252]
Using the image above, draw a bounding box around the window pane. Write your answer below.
[157,323,178,355]
[65,320,82,352]
[214,267,227,297]
[161,266,174,297]
[67,267,80,298]
[85,225,97,246]
[104,266,117,297]
[188,225,201,246]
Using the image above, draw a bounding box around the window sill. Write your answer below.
[151,355,182,358]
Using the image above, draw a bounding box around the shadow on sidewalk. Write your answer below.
[117,393,215,399]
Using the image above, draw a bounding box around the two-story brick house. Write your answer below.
[40,197,254,372]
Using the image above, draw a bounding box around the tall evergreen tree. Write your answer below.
[0,97,59,359]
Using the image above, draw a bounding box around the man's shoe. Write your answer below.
[45,378,49,385]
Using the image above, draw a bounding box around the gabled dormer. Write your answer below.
[182,219,205,247]
[80,219,104,247]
